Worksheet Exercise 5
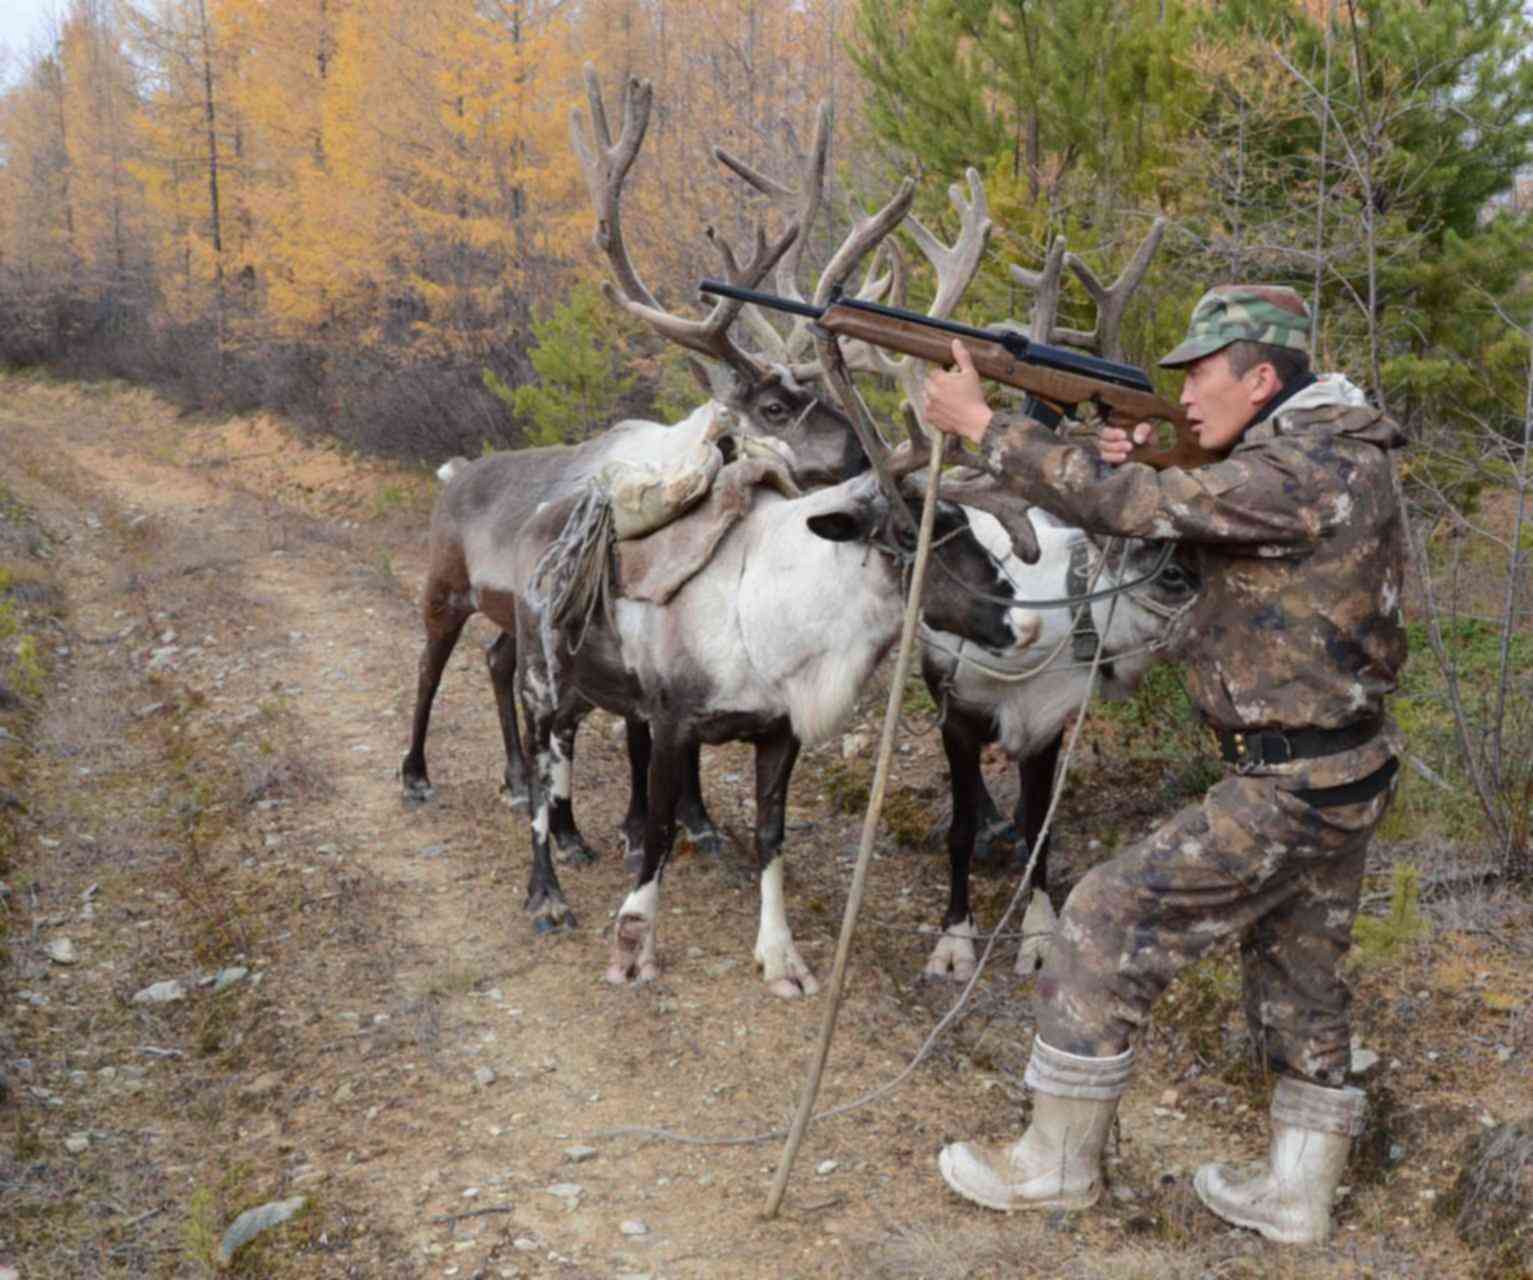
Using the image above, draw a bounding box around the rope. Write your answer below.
[526,485,618,654]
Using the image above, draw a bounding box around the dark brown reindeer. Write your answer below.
[401,65,1041,872]
[400,68,887,849]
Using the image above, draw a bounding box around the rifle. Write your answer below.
[698,280,1215,471]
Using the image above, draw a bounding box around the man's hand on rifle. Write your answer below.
[923,340,994,445]
[1098,422,1155,467]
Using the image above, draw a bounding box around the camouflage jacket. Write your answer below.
[979,374,1407,788]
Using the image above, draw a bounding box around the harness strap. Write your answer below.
[1291,756,1398,808]
[1216,716,1382,768]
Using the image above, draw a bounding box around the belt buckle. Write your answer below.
[1261,729,1294,765]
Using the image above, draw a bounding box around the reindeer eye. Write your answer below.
[761,400,788,419]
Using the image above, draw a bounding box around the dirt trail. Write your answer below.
[2,380,1527,1279]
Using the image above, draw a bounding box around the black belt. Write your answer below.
[1292,757,1398,808]
[1215,717,1381,769]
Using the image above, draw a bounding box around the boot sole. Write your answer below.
[1192,1167,1328,1245]
[937,1148,1101,1213]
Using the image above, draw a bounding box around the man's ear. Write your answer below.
[1247,361,1282,405]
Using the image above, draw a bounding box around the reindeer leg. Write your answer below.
[1010,730,1063,898]
[547,709,598,867]
[485,630,531,809]
[926,711,987,982]
[752,722,815,998]
[517,616,575,935]
[622,725,719,866]
[401,579,471,806]
[607,721,684,985]
[620,716,651,874]
[1013,729,1063,974]
[676,740,725,858]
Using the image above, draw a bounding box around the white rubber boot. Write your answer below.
[1194,1075,1366,1245]
[938,1038,1132,1212]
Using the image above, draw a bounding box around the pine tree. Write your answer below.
[507,281,638,445]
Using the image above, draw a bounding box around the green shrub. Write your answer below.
[1350,863,1430,969]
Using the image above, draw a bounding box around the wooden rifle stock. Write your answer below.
[817,303,1216,471]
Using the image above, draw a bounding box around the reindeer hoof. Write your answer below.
[533,911,576,935]
[401,778,435,808]
[922,956,977,984]
[684,826,726,859]
[527,894,576,934]
[499,781,530,810]
[972,823,1021,868]
[765,971,819,999]
[604,960,660,985]
[606,911,658,984]
[554,838,598,867]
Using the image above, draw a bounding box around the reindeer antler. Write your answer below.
[1009,217,1168,362]
[839,169,992,412]
[570,65,798,378]
[714,103,917,375]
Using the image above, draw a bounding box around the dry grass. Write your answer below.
[3,374,1530,1280]
[1437,1118,1533,1276]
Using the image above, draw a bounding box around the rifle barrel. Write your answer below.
[699,279,1152,393]
[698,280,823,320]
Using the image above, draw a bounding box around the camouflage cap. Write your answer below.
[1158,284,1311,368]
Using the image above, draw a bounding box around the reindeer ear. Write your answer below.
[806,509,871,543]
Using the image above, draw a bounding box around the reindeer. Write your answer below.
[402,67,1033,868]
[399,70,883,836]
[915,223,1204,983]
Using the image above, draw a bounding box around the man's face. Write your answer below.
[1178,349,1278,453]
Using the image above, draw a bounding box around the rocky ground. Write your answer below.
[0,374,1529,1279]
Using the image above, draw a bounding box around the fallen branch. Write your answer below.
[430,1204,515,1226]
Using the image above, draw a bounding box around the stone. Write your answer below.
[64,1132,89,1154]
[1350,1047,1381,1075]
[816,1160,839,1176]
[212,967,248,994]
[216,1197,307,1268]
[132,980,187,1004]
[564,1146,598,1164]
[240,1071,283,1099]
[620,1219,650,1237]
[474,1066,497,1088]
[45,938,79,965]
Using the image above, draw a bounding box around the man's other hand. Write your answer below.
[1098,422,1154,466]
[923,340,994,445]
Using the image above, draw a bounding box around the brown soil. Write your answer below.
[1,376,1529,1279]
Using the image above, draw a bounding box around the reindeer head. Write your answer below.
[804,473,1034,656]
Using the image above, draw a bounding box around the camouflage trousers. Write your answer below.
[1036,766,1397,1087]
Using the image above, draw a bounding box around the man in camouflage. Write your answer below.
[921,284,1407,1245]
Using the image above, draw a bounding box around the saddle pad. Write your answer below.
[616,456,800,604]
